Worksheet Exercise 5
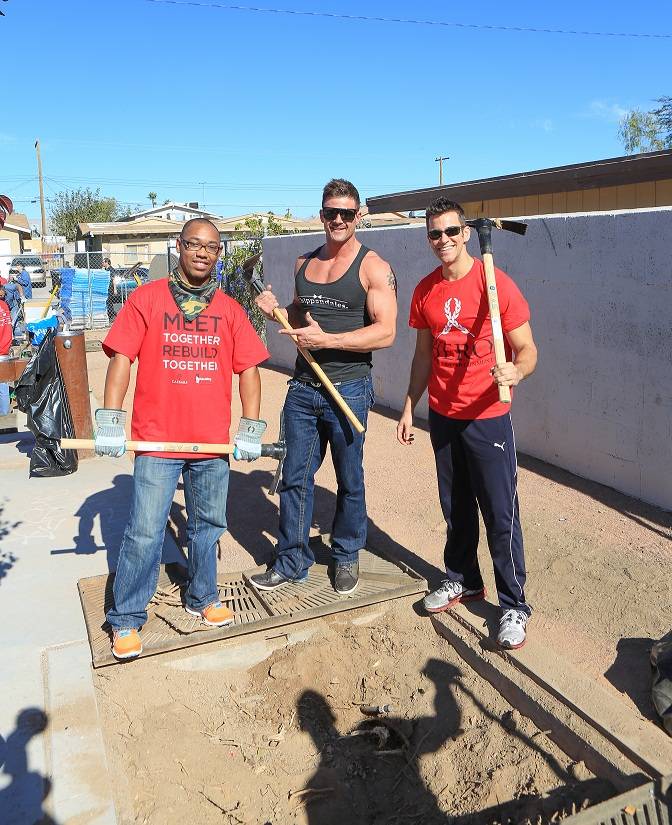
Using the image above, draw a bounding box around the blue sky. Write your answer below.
[1,0,670,224]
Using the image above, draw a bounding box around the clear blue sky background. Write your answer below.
[1,0,670,223]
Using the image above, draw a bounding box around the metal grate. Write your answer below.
[79,548,426,667]
[564,776,671,825]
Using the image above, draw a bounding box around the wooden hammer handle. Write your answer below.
[272,307,366,434]
[482,253,511,405]
[61,439,235,454]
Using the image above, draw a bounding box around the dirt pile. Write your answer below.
[96,605,614,824]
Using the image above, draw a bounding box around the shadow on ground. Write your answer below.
[0,707,58,825]
[287,658,612,825]
[604,637,658,721]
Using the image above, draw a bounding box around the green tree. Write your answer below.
[50,187,119,241]
[148,191,158,207]
[222,213,290,344]
[619,96,672,153]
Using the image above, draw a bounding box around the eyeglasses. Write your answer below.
[427,226,463,241]
[322,207,358,222]
[180,238,222,254]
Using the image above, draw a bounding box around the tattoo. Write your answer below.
[387,269,397,293]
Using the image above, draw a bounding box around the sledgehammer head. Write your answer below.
[465,217,527,254]
[238,252,264,296]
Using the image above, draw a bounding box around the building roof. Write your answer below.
[2,212,31,236]
[122,202,222,221]
[366,149,672,214]
[79,212,321,239]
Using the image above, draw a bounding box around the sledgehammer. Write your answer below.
[465,218,527,404]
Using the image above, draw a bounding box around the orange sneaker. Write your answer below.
[185,600,234,627]
[112,628,142,660]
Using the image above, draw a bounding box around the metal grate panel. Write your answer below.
[564,776,671,825]
[79,548,426,667]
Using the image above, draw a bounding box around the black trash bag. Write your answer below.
[14,329,78,477]
[651,630,672,736]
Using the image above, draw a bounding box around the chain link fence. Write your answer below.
[0,243,266,342]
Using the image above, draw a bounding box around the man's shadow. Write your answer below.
[0,707,58,825]
[51,474,184,571]
[295,659,464,824]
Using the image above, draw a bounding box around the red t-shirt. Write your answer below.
[103,281,269,458]
[0,299,11,355]
[409,259,530,419]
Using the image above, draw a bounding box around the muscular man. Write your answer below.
[397,197,537,649]
[97,218,269,660]
[251,178,397,595]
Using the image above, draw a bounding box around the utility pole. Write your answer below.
[35,139,47,241]
[434,155,449,186]
[199,181,206,209]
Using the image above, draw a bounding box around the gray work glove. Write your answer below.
[233,417,267,461]
[94,408,127,457]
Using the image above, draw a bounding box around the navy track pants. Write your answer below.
[428,409,530,615]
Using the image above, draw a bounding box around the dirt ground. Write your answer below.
[84,333,671,822]
[94,605,613,825]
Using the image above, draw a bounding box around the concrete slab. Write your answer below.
[43,641,116,824]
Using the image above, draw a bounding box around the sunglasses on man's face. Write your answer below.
[322,207,358,223]
[427,226,463,241]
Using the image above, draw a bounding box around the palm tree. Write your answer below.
[148,192,158,207]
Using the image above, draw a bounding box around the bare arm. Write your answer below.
[238,366,261,419]
[103,353,131,409]
[492,321,538,387]
[397,328,433,445]
[280,253,397,352]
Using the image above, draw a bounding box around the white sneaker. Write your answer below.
[423,579,486,613]
[497,609,529,649]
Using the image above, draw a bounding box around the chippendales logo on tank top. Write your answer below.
[299,294,349,310]
[161,311,223,380]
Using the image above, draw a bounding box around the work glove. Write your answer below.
[94,408,127,457]
[233,417,267,461]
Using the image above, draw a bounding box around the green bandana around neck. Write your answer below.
[168,267,217,321]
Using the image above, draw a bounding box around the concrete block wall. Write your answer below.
[263,208,672,511]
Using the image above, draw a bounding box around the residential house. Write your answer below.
[366,149,672,217]
[0,212,32,278]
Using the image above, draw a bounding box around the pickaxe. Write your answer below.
[465,218,527,404]
[60,437,287,494]
[239,253,366,434]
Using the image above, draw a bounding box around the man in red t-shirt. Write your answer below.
[96,218,269,660]
[397,197,538,650]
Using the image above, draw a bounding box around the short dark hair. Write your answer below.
[180,217,219,238]
[425,197,465,226]
[322,178,360,209]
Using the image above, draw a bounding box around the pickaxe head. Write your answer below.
[465,217,527,254]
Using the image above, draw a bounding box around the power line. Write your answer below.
[145,0,672,39]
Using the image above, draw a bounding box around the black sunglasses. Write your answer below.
[427,226,463,240]
[322,207,358,222]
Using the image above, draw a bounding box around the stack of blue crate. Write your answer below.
[61,268,110,328]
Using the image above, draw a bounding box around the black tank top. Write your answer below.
[294,244,372,382]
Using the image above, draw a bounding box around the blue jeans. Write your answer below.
[107,455,229,630]
[0,383,9,416]
[273,375,374,580]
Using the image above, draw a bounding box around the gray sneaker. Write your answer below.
[497,609,529,649]
[334,562,359,595]
[423,580,486,614]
